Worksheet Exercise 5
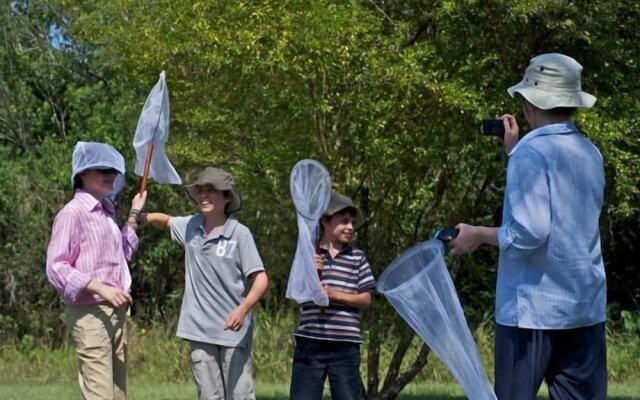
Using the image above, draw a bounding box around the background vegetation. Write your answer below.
[1,0,639,398]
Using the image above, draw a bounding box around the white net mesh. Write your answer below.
[133,71,182,185]
[71,141,126,197]
[378,240,497,400]
[286,159,332,306]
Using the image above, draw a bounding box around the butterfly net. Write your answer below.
[378,240,497,400]
[286,159,332,306]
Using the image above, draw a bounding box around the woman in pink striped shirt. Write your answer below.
[46,141,146,400]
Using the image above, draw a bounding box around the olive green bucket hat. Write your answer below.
[185,167,242,213]
[324,192,365,230]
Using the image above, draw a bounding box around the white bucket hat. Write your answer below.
[507,53,596,110]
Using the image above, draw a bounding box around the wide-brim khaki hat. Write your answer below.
[324,192,366,230]
[507,53,596,110]
[185,167,242,213]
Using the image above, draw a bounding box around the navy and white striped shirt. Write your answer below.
[294,245,375,343]
[497,121,606,329]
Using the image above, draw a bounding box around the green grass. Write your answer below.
[1,381,639,400]
[2,312,639,399]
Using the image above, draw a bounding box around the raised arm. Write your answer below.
[140,212,173,230]
[121,191,147,260]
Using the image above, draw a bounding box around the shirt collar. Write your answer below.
[321,243,353,256]
[198,215,238,240]
[73,190,103,212]
[509,121,578,156]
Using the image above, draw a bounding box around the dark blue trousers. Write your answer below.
[289,336,362,400]
[494,322,607,400]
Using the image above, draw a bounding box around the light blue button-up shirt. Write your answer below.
[496,121,606,329]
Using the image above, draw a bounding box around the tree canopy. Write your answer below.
[1,1,639,397]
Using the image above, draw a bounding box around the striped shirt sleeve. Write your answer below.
[46,207,90,302]
[358,253,376,293]
[102,198,139,261]
[121,225,139,261]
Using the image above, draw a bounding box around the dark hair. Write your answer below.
[72,175,83,192]
[57,175,84,214]
[62,175,84,203]
[223,190,232,215]
[548,107,578,117]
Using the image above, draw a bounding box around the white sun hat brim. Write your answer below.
[507,53,596,110]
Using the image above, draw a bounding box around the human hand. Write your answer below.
[315,254,324,276]
[322,282,338,301]
[224,306,247,331]
[449,223,483,256]
[131,191,147,212]
[501,114,520,155]
[87,280,132,308]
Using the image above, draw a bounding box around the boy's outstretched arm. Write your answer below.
[140,213,173,230]
[224,271,269,331]
[322,284,372,310]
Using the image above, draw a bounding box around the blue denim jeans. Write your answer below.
[290,336,362,400]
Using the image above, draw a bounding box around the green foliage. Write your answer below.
[1,0,640,397]
[621,310,640,334]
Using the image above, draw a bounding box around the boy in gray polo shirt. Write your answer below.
[142,167,268,400]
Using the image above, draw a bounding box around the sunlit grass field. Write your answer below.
[2,311,639,399]
[1,381,639,400]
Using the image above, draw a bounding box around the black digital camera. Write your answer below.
[480,119,505,139]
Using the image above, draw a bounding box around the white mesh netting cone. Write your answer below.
[286,159,332,306]
[72,141,126,197]
[133,71,182,185]
[378,240,497,400]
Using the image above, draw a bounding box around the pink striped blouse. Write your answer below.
[46,191,139,305]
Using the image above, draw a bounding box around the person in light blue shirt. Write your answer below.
[450,53,607,400]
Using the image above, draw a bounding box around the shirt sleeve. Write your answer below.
[237,228,265,277]
[46,208,91,302]
[358,253,376,293]
[169,216,192,246]
[121,224,139,261]
[498,151,551,259]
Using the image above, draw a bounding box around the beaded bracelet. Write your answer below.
[127,209,141,229]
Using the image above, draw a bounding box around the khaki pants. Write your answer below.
[190,341,255,400]
[65,303,128,400]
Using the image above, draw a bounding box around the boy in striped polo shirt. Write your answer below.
[290,192,375,400]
